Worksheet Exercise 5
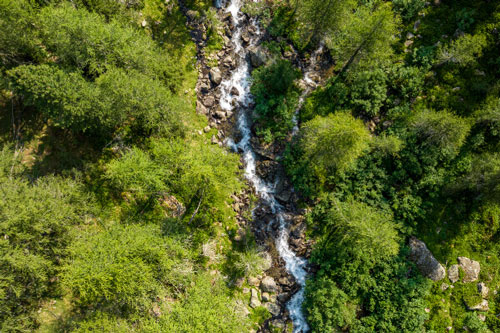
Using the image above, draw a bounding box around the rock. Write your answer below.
[261,252,272,271]
[260,276,278,293]
[242,287,250,294]
[203,125,211,133]
[248,45,267,68]
[215,110,226,119]
[235,277,245,288]
[230,86,240,96]
[141,19,147,27]
[241,30,250,44]
[479,314,486,321]
[448,264,460,283]
[248,276,260,287]
[265,303,281,316]
[250,289,261,308]
[458,257,480,283]
[203,96,215,107]
[196,101,208,115]
[209,68,222,85]
[478,282,489,298]
[408,237,446,281]
[271,319,285,329]
[261,292,270,302]
[468,299,489,312]
[441,283,450,291]
[211,135,218,145]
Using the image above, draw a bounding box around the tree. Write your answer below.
[62,223,191,314]
[350,68,388,117]
[299,112,371,178]
[437,34,488,67]
[251,59,300,141]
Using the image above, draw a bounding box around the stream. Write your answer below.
[215,0,315,331]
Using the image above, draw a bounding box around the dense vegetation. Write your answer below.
[2,0,500,332]
[0,0,259,331]
[249,0,500,331]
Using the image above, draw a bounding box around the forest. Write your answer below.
[1,0,500,332]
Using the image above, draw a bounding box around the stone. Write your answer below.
[250,289,261,308]
[479,314,486,321]
[441,283,450,291]
[478,282,489,298]
[448,264,459,283]
[458,257,480,283]
[215,110,226,120]
[261,292,270,302]
[266,303,281,316]
[242,287,250,294]
[196,101,208,115]
[468,299,489,312]
[211,135,218,145]
[209,68,222,85]
[260,276,278,293]
[248,45,267,68]
[230,86,240,96]
[261,252,272,271]
[203,96,215,107]
[235,277,245,288]
[271,319,285,329]
[408,237,446,281]
[203,126,211,133]
[248,276,260,287]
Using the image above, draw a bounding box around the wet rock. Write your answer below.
[448,264,459,283]
[260,276,278,293]
[209,68,222,85]
[478,282,489,298]
[231,86,240,96]
[458,257,480,283]
[248,45,267,68]
[467,299,489,312]
[215,110,226,119]
[408,237,446,281]
[250,288,261,308]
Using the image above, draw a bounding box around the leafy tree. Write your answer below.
[350,68,388,117]
[437,34,488,67]
[288,112,371,193]
[251,59,301,141]
[392,0,426,21]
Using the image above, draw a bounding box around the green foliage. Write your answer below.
[350,69,388,117]
[251,59,301,141]
[141,274,251,332]
[36,4,181,88]
[63,223,191,314]
[7,65,184,138]
[0,150,94,330]
[437,34,488,67]
[286,112,371,196]
[392,0,425,21]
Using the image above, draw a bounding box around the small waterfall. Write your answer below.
[217,1,318,331]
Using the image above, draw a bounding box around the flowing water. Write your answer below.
[215,1,318,331]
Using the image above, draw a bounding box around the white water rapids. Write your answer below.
[215,0,317,332]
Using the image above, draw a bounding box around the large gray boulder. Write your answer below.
[209,68,222,86]
[409,237,446,281]
[458,256,480,283]
[248,45,267,68]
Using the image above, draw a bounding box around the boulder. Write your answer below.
[458,257,480,283]
[248,46,267,68]
[408,237,446,281]
[249,289,261,308]
[230,86,240,96]
[448,264,460,283]
[203,96,215,107]
[468,299,489,312]
[261,292,270,302]
[209,68,222,85]
[265,303,281,316]
[478,282,489,298]
[260,276,278,293]
[248,276,260,287]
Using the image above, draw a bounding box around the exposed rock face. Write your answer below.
[458,257,480,283]
[448,264,460,283]
[260,276,278,293]
[409,237,446,281]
